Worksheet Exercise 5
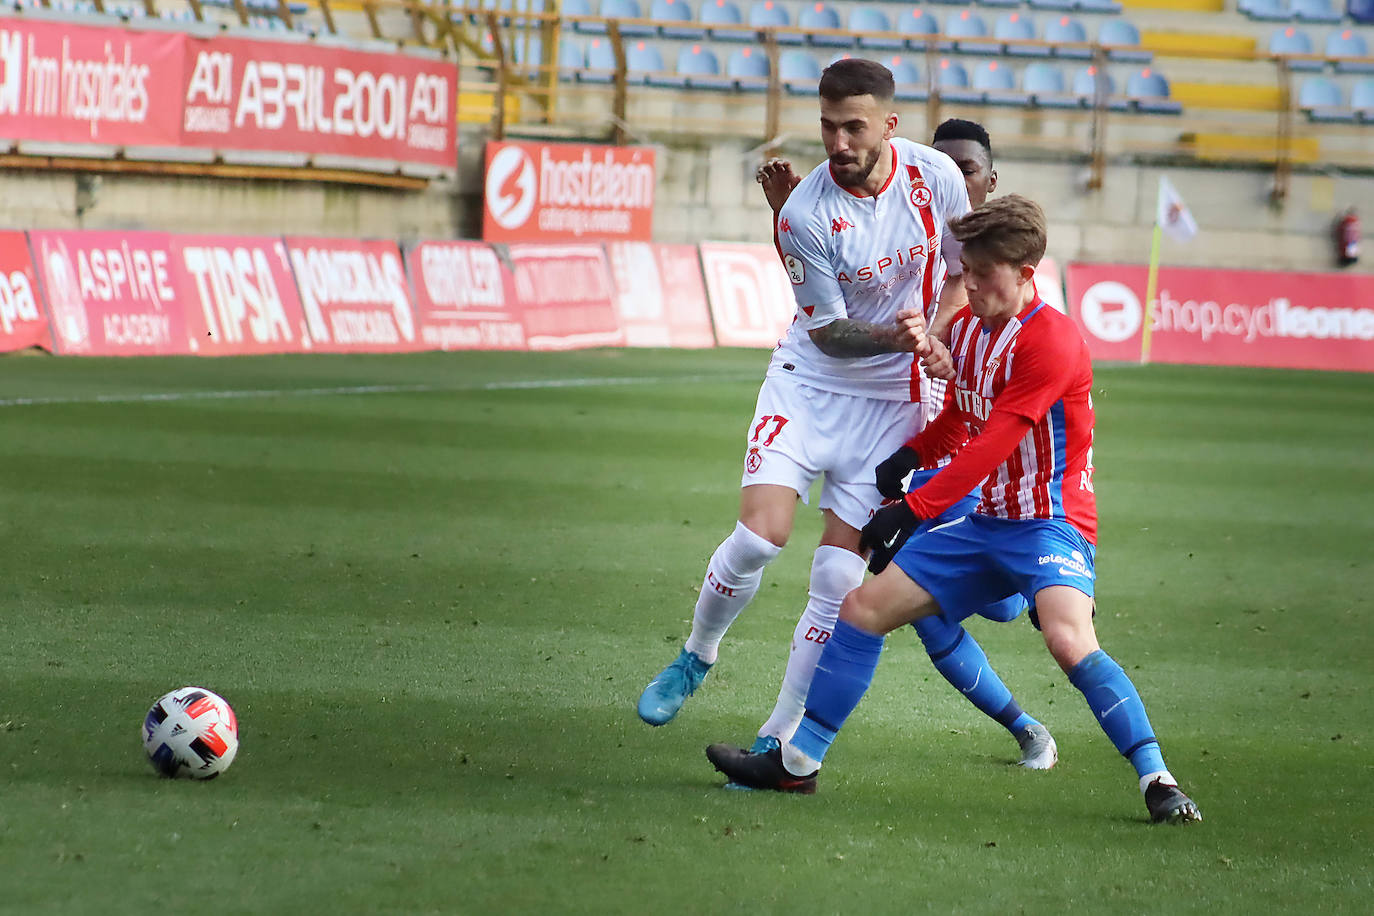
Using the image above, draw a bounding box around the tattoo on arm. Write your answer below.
[808,319,903,358]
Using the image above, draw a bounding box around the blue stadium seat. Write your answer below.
[661,43,734,88]
[1044,14,1091,59]
[1350,76,1374,116]
[981,0,1021,9]
[780,49,822,93]
[888,54,929,101]
[626,39,666,81]
[729,45,771,89]
[800,2,851,47]
[1298,75,1356,120]
[1098,19,1151,64]
[1353,0,1374,24]
[564,0,600,33]
[558,37,585,79]
[1022,61,1081,107]
[749,0,803,44]
[581,36,618,81]
[935,57,983,103]
[946,9,1000,55]
[1072,64,1128,109]
[899,9,945,51]
[1239,0,1290,21]
[973,59,1031,104]
[852,6,903,50]
[995,12,1050,57]
[1326,29,1374,73]
[1269,26,1324,71]
[651,0,704,38]
[1027,0,1076,13]
[1126,67,1182,113]
[1075,0,1123,12]
[512,34,544,77]
[700,0,748,41]
[603,0,655,36]
[1290,0,1342,22]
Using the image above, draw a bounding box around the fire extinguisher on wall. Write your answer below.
[1336,207,1360,268]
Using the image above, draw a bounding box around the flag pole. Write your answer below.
[1140,221,1162,365]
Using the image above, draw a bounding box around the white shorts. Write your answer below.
[739,373,923,530]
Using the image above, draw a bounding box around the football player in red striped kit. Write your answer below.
[707,195,1203,824]
[637,59,968,742]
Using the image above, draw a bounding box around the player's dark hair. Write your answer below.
[933,118,993,160]
[949,195,1046,267]
[818,58,895,103]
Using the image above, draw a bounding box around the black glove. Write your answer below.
[865,516,919,575]
[859,499,919,570]
[874,445,921,500]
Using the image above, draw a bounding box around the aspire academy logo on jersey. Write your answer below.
[830,217,854,235]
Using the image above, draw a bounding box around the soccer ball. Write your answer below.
[142,687,239,779]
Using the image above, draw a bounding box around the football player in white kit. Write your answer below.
[637,59,969,744]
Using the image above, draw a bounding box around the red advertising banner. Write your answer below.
[29,230,190,355]
[483,141,656,243]
[172,235,308,355]
[0,231,52,353]
[0,18,185,148]
[698,242,795,348]
[1066,262,1374,372]
[284,237,422,353]
[405,240,525,351]
[507,243,624,350]
[180,36,456,173]
[606,242,715,348]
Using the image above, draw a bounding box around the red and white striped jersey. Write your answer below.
[769,138,970,402]
[907,295,1098,543]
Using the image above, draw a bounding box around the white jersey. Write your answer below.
[769,137,971,403]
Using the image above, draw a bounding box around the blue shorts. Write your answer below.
[906,469,1028,625]
[893,511,1096,622]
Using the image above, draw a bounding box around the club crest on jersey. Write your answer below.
[910,183,932,208]
[830,217,854,235]
[746,447,762,474]
[779,217,791,233]
[784,253,805,285]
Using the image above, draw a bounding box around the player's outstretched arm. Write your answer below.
[757,158,802,214]
[808,308,929,358]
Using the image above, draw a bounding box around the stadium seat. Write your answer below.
[1239,0,1291,21]
[995,12,1050,57]
[558,37,585,79]
[1298,75,1356,120]
[1290,0,1342,23]
[599,0,654,35]
[980,0,1021,10]
[626,39,666,81]
[946,9,1000,55]
[564,0,600,32]
[748,0,803,44]
[973,59,1031,104]
[800,3,851,47]
[1352,0,1374,24]
[888,54,929,101]
[728,45,771,89]
[1350,76,1374,117]
[655,43,733,88]
[1326,29,1374,73]
[780,49,822,93]
[1072,65,1128,110]
[651,0,704,39]
[1022,61,1081,107]
[1269,26,1324,71]
[851,6,903,50]
[1075,0,1123,12]
[512,34,544,77]
[899,9,945,52]
[580,36,618,81]
[1098,19,1151,64]
[935,57,983,103]
[1126,67,1182,113]
[1027,0,1076,13]
[699,0,748,41]
[1044,15,1091,59]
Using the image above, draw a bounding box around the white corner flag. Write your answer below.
[1156,176,1198,244]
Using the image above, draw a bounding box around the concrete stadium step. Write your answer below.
[1180,130,1321,162]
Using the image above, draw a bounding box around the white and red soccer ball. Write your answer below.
[142,687,239,779]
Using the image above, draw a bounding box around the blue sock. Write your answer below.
[791,620,885,764]
[914,616,1038,736]
[1068,650,1167,778]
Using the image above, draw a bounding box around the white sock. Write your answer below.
[782,742,822,776]
[757,546,867,742]
[683,522,782,665]
[1139,770,1177,795]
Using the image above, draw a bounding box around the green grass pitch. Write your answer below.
[0,349,1369,914]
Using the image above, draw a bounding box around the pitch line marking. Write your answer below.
[0,374,756,409]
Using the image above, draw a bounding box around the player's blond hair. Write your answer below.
[949,194,1047,267]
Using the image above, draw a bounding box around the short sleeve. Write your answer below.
[776,200,846,330]
[994,317,1081,422]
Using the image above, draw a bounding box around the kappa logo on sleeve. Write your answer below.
[783,253,805,285]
